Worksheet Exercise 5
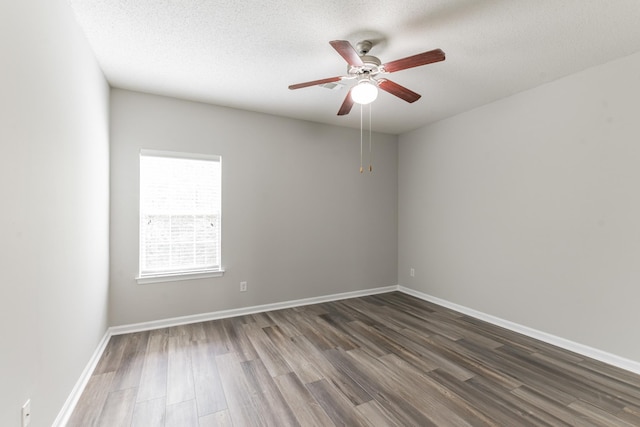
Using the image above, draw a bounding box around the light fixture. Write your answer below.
[351,79,378,105]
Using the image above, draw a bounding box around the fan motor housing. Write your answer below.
[348,55,382,76]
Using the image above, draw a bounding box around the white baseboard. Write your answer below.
[398,285,640,376]
[110,285,399,336]
[53,329,112,427]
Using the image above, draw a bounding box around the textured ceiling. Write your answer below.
[67,0,640,135]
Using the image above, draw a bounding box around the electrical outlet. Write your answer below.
[240,281,248,292]
[22,399,31,427]
[410,268,415,277]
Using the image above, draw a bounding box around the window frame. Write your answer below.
[136,149,224,284]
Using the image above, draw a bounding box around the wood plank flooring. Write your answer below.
[68,292,640,426]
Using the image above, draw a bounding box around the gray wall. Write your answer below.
[110,89,398,326]
[399,51,640,362]
[0,0,110,425]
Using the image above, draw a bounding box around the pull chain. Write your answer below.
[369,103,373,172]
[359,103,373,174]
[359,103,363,173]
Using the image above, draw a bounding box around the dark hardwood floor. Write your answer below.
[68,292,640,426]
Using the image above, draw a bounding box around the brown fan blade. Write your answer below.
[383,49,445,73]
[329,40,364,67]
[288,76,342,90]
[378,79,421,103]
[337,90,354,116]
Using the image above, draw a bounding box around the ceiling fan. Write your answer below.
[288,40,445,116]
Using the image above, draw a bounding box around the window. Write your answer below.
[138,150,222,283]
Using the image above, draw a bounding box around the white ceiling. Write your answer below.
[67,0,640,135]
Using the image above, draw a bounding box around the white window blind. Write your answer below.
[139,150,221,280]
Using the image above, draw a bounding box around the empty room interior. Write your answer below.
[3,0,640,426]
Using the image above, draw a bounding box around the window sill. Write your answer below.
[136,269,225,285]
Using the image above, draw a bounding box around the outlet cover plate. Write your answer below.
[22,399,31,427]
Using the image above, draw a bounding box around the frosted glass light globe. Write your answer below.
[351,80,378,104]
